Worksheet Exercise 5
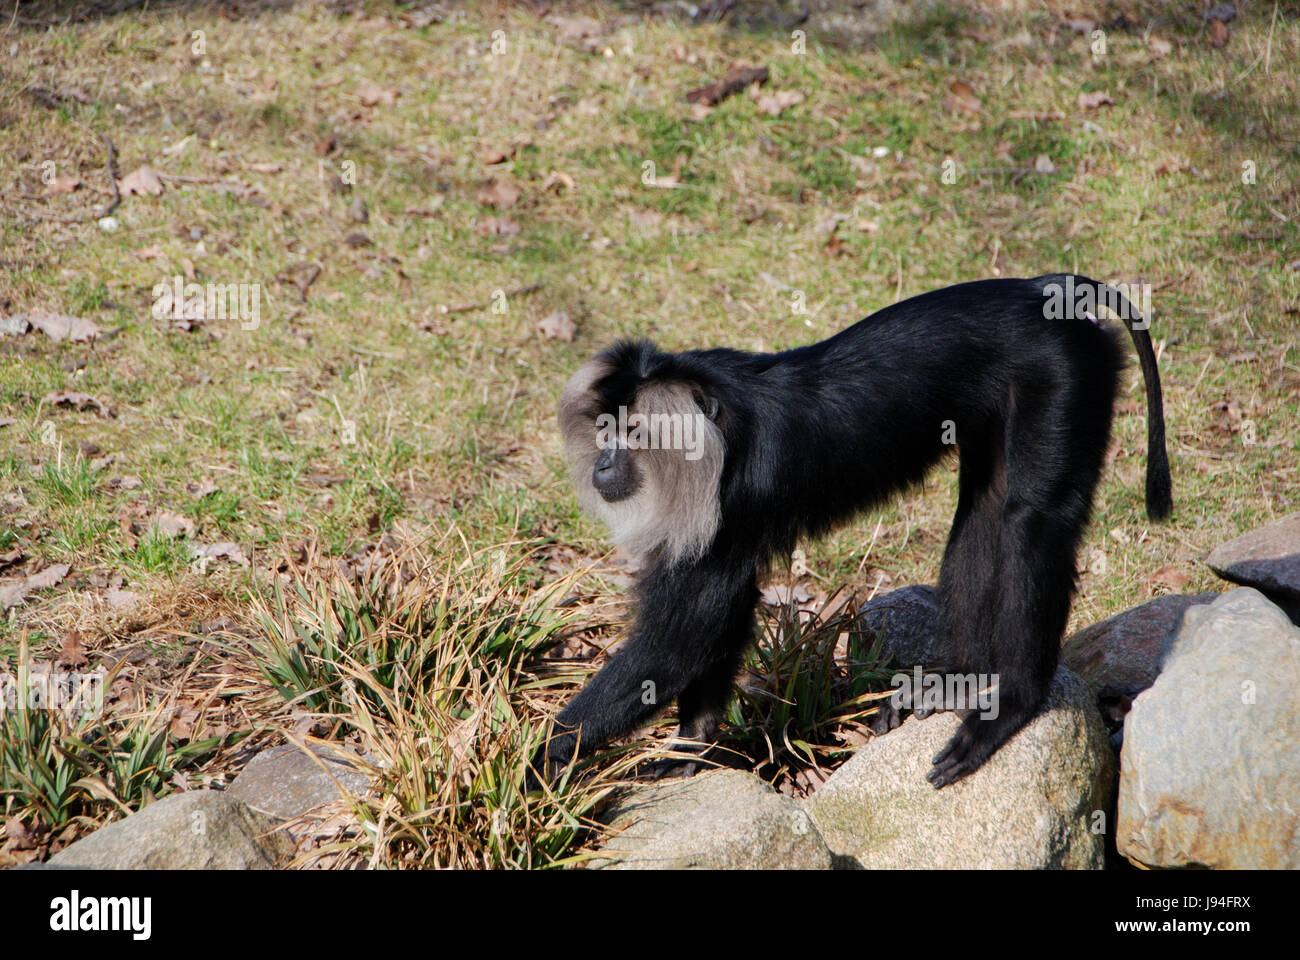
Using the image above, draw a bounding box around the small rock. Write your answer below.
[591,769,832,870]
[857,585,946,668]
[1206,513,1300,622]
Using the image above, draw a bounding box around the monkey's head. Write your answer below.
[558,340,726,564]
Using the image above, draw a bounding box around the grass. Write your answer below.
[0,0,1297,865]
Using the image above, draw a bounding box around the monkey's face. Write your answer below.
[559,346,727,564]
[592,442,642,503]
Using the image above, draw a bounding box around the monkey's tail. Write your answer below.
[1080,276,1173,520]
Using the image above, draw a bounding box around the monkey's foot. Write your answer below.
[927,710,1026,789]
[640,735,741,780]
[868,675,966,736]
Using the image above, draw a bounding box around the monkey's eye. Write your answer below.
[693,391,720,421]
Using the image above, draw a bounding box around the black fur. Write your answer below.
[537,275,1172,788]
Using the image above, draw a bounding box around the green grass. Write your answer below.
[0,0,1297,863]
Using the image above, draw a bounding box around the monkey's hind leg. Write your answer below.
[928,385,1108,788]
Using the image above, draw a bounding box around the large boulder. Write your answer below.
[1117,588,1300,869]
[803,667,1114,869]
[591,769,832,870]
[1206,513,1300,622]
[1062,593,1218,692]
[50,791,293,869]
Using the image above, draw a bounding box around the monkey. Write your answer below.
[535,274,1171,789]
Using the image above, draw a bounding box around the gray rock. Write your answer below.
[591,769,832,870]
[1062,594,1219,692]
[228,743,370,820]
[1117,588,1300,869]
[858,584,945,667]
[803,667,1114,869]
[50,791,293,869]
[1206,513,1300,622]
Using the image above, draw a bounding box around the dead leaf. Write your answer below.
[149,512,195,539]
[19,308,101,343]
[134,243,165,260]
[186,478,218,497]
[536,310,575,342]
[1207,18,1230,48]
[117,165,164,197]
[42,175,82,197]
[42,391,113,418]
[105,587,141,611]
[58,631,89,669]
[27,562,71,593]
[753,89,805,117]
[539,170,575,192]
[246,161,283,174]
[478,141,530,166]
[1076,91,1115,110]
[475,216,521,237]
[550,14,605,50]
[190,542,249,566]
[1148,564,1191,593]
[1034,154,1057,174]
[355,81,397,107]
[1148,37,1173,58]
[476,179,520,209]
[944,79,983,114]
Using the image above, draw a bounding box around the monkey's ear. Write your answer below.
[692,389,720,421]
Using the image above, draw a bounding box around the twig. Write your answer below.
[438,282,544,315]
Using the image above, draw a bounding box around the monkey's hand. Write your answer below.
[524,728,580,793]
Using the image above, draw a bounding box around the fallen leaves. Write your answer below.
[148,511,196,539]
[355,80,398,107]
[475,216,521,237]
[550,14,606,53]
[1148,563,1193,594]
[42,391,114,418]
[1206,18,1230,49]
[42,174,82,197]
[0,562,71,609]
[536,310,575,342]
[1148,36,1173,58]
[1076,90,1115,110]
[752,88,805,117]
[117,164,164,197]
[190,542,250,567]
[944,79,983,115]
[476,179,521,209]
[58,631,90,670]
[12,308,102,343]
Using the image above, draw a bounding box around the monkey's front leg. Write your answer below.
[530,559,757,785]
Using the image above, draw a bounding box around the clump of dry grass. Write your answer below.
[243,526,639,868]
